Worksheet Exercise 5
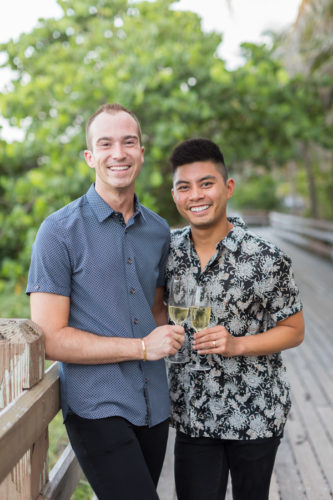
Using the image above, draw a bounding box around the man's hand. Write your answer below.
[193,311,304,357]
[31,292,184,364]
[193,326,239,357]
[144,324,185,360]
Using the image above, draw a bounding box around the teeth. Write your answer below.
[190,205,209,213]
[110,166,129,171]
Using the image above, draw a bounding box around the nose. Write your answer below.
[111,142,126,159]
[189,186,204,201]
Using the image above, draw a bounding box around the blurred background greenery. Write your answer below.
[0,0,332,318]
[0,1,332,496]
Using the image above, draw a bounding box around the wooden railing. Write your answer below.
[269,212,333,261]
[0,319,82,500]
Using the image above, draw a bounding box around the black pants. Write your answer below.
[65,413,169,500]
[175,431,281,500]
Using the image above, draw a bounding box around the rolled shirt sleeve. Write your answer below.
[264,252,303,323]
[27,218,72,296]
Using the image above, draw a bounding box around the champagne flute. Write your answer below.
[188,285,211,371]
[167,276,189,364]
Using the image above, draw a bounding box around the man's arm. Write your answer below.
[30,292,184,364]
[193,311,305,357]
[152,287,168,326]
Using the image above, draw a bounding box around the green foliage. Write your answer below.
[0,0,332,316]
[48,411,69,469]
[232,172,281,211]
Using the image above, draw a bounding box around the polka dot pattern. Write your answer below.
[27,184,171,426]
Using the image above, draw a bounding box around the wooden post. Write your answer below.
[0,319,47,500]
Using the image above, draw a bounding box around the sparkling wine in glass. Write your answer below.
[188,285,211,371]
[167,276,189,364]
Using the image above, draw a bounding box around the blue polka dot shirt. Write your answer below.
[27,184,171,426]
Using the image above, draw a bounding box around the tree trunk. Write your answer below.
[302,142,319,218]
[330,151,333,219]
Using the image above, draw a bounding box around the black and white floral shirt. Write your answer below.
[166,216,303,440]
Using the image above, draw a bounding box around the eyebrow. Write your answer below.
[174,174,217,186]
[96,135,139,144]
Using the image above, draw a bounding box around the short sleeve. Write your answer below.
[26,217,72,296]
[156,230,171,288]
[264,252,303,322]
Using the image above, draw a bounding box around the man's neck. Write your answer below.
[190,218,233,271]
[191,218,233,252]
[95,184,136,223]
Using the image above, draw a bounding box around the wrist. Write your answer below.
[236,337,246,356]
[141,338,147,361]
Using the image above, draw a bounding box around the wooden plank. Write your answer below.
[284,408,331,500]
[0,318,47,499]
[39,444,83,500]
[157,427,177,500]
[269,471,280,500]
[317,406,333,443]
[0,318,45,409]
[269,212,333,232]
[290,327,333,406]
[263,216,333,259]
[286,361,333,496]
[0,363,60,483]
[274,430,306,499]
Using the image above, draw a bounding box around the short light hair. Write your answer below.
[86,103,142,150]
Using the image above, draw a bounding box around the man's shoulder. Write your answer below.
[139,204,170,231]
[170,226,190,245]
[39,194,88,233]
[241,228,290,262]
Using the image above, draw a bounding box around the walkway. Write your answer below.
[157,228,333,500]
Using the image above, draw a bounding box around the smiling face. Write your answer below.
[172,161,235,230]
[84,111,144,198]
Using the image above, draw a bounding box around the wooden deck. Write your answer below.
[157,228,333,500]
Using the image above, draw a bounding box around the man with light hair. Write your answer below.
[27,103,184,499]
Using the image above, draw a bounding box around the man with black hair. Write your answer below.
[166,137,304,500]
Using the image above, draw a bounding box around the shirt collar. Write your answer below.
[86,184,145,223]
[178,215,247,253]
[219,216,247,252]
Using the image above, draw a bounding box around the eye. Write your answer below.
[201,181,213,188]
[124,139,137,146]
[177,185,189,191]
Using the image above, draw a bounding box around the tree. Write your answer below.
[0,0,331,317]
[0,0,225,310]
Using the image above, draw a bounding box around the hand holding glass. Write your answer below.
[188,286,211,371]
[167,277,189,363]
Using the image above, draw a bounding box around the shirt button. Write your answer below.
[145,378,149,383]
[130,288,135,294]
[134,318,139,325]
[125,229,128,234]
[128,258,132,264]
[34,285,39,290]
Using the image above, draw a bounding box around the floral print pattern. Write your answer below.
[166,216,303,440]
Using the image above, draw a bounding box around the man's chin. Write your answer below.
[189,219,214,230]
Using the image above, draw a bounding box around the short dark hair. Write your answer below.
[86,103,142,150]
[169,138,228,183]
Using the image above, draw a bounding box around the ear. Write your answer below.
[226,178,235,200]
[84,150,95,169]
[139,146,145,167]
[171,188,176,203]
